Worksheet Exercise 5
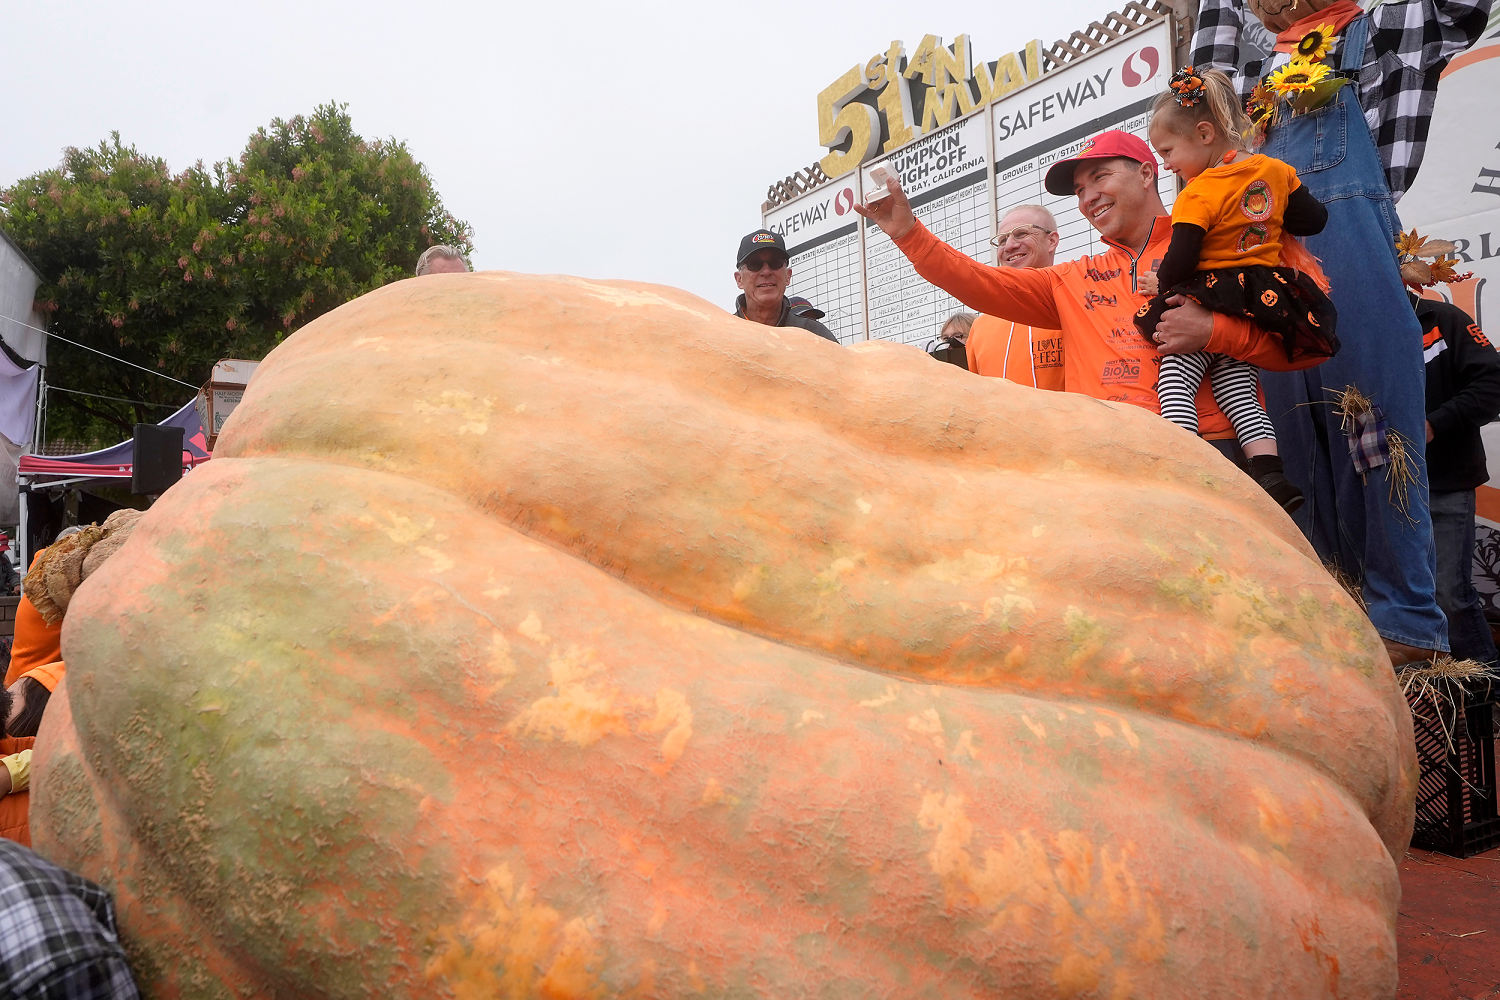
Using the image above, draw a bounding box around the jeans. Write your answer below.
[1258,25,1449,651]
[1430,489,1498,664]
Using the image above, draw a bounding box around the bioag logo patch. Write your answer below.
[1100,358,1142,384]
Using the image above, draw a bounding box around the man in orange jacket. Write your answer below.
[966,204,1065,390]
[856,130,1315,441]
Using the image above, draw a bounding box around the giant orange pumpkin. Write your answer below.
[33,273,1416,999]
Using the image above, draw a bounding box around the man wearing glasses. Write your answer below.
[966,207,1064,389]
[732,230,838,343]
[855,130,1309,439]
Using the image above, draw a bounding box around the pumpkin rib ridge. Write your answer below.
[209,280,1412,861]
[196,451,1399,833]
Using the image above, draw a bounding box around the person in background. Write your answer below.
[0,836,140,997]
[6,515,139,695]
[0,533,17,595]
[1419,291,1500,665]
[414,245,470,276]
[940,313,974,346]
[0,683,32,845]
[930,312,975,369]
[967,205,1064,390]
[4,557,66,689]
[731,230,837,343]
[5,663,58,738]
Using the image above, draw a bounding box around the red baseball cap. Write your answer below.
[1043,130,1158,196]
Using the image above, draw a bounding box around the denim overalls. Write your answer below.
[1259,14,1449,651]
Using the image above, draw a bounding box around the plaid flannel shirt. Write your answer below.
[1189,0,1493,202]
[0,840,140,999]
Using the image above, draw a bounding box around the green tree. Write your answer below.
[1,102,473,446]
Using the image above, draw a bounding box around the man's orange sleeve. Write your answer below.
[895,221,1063,330]
[1207,315,1325,372]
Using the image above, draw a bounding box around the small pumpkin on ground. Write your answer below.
[34,272,1415,999]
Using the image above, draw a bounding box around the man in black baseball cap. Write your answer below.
[732,229,837,343]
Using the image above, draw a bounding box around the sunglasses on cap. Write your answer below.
[741,254,789,272]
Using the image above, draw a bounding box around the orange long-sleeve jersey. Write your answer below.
[895,216,1320,438]
[966,316,1065,390]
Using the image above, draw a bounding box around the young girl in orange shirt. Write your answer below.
[1136,68,1339,512]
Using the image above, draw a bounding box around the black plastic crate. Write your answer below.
[1407,680,1500,858]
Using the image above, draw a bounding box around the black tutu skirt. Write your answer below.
[1134,265,1340,362]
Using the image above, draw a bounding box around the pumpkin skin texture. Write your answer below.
[33,273,1415,999]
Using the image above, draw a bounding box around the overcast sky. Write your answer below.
[3,0,1127,310]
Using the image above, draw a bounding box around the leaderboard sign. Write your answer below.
[765,20,1174,346]
[863,114,989,343]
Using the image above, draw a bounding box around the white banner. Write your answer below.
[991,19,1175,260]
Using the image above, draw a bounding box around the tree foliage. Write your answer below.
[1,102,472,445]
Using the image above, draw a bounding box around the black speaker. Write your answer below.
[131,424,185,494]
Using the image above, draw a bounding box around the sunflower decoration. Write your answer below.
[1244,81,1279,149]
[1295,22,1337,62]
[1247,81,1278,119]
[1267,58,1331,96]
[1395,228,1475,288]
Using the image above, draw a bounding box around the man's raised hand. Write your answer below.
[853,173,917,241]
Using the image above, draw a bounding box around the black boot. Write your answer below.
[1247,454,1304,513]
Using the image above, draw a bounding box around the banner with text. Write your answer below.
[991,19,1174,260]
[766,20,1178,348]
[863,113,990,344]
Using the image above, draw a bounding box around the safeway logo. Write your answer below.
[1121,46,1160,88]
[833,188,855,216]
